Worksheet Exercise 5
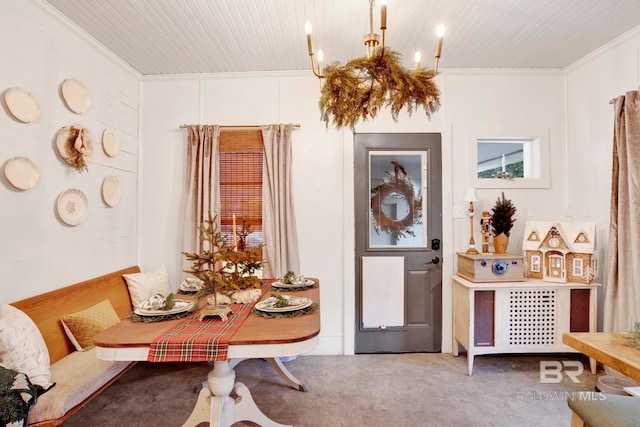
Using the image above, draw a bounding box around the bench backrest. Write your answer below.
[11,266,140,364]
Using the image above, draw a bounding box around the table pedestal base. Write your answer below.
[266,358,308,392]
[182,361,299,427]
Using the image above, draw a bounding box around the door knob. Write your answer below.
[427,256,440,265]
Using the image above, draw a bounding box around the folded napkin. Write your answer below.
[138,293,167,310]
[279,271,307,285]
[180,277,204,291]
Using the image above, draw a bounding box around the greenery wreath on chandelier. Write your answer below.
[370,161,422,240]
[319,50,440,129]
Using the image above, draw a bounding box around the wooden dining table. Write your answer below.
[93,282,320,427]
[562,332,640,381]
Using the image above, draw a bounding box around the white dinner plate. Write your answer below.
[102,128,119,157]
[61,79,91,114]
[180,283,203,293]
[4,87,41,123]
[254,295,312,313]
[101,175,121,207]
[134,299,194,316]
[4,156,39,190]
[56,188,88,226]
[271,279,315,289]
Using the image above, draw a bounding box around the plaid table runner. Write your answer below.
[147,281,272,362]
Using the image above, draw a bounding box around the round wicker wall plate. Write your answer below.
[61,79,91,114]
[55,126,73,161]
[102,128,119,157]
[4,87,41,123]
[56,188,88,226]
[101,175,121,207]
[4,156,39,190]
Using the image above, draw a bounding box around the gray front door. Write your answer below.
[354,133,442,353]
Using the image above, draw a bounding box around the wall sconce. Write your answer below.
[464,188,479,255]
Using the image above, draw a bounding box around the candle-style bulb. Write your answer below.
[414,51,422,69]
[435,23,444,59]
[304,21,314,56]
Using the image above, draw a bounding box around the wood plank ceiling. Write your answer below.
[43,0,640,75]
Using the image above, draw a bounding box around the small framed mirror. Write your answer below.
[471,128,550,189]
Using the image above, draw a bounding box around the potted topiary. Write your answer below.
[490,192,516,253]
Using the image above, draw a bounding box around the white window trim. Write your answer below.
[531,255,541,272]
[573,258,583,276]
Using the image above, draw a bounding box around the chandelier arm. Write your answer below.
[362,60,385,116]
[308,53,323,79]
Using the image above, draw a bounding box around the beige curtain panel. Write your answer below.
[261,124,301,278]
[181,125,221,277]
[604,91,640,332]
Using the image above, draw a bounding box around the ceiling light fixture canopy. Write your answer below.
[304,0,444,129]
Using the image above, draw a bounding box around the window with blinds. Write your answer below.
[219,129,263,250]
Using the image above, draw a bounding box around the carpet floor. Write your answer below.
[62,352,600,427]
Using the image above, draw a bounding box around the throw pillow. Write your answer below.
[122,264,172,307]
[60,300,120,351]
[0,304,53,389]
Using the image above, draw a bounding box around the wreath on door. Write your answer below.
[371,161,422,240]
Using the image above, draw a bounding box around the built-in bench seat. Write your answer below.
[10,266,141,426]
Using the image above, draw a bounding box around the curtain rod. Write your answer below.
[179,124,301,130]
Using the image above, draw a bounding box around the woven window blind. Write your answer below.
[219,129,263,249]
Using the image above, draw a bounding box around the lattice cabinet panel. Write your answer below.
[508,289,556,346]
[452,275,600,375]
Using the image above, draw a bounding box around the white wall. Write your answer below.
[140,74,348,354]
[0,0,140,302]
[565,28,640,325]
[140,69,566,355]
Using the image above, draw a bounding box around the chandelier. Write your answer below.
[304,0,444,129]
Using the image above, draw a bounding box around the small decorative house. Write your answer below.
[522,221,597,283]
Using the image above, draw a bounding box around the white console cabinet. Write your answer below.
[452,275,599,375]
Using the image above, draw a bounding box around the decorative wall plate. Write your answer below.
[56,188,88,226]
[4,156,39,190]
[4,87,41,122]
[101,175,121,207]
[102,128,119,157]
[61,79,90,114]
[55,126,73,161]
[56,126,93,167]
